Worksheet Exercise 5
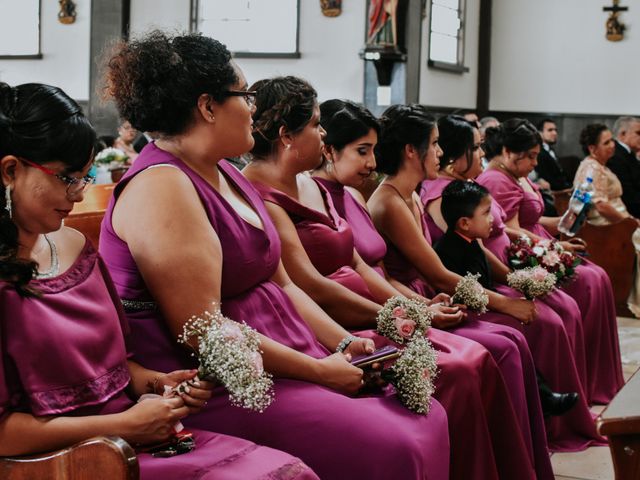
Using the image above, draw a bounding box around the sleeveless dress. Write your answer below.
[477,168,624,405]
[421,176,605,450]
[0,241,318,480]
[99,143,450,480]
[315,178,553,479]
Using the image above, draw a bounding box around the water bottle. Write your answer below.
[558,173,594,236]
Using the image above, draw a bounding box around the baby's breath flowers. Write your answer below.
[376,296,434,343]
[177,307,274,412]
[507,266,557,300]
[451,273,489,314]
[382,337,438,414]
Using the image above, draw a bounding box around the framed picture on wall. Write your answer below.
[190,0,300,58]
[0,0,41,59]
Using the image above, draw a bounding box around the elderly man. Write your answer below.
[608,116,640,218]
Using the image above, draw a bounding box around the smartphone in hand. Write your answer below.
[350,345,400,369]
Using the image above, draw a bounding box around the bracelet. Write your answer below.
[335,335,358,353]
[147,375,161,395]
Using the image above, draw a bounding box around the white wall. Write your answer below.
[0,0,90,100]
[419,0,480,109]
[490,0,640,115]
[130,0,366,103]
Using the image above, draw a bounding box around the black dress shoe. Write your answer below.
[540,391,579,418]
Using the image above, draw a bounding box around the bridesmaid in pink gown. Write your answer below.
[99,34,450,480]
[244,88,547,479]
[476,118,624,405]
[0,81,318,480]
[421,115,604,451]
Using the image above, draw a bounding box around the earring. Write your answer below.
[285,144,291,150]
[209,114,215,121]
[4,184,12,219]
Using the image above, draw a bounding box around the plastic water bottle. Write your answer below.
[558,173,594,236]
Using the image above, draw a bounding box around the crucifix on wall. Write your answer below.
[603,0,627,41]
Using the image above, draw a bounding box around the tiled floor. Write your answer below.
[551,316,640,480]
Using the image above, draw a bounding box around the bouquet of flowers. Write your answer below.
[506,266,557,300]
[94,147,129,167]
[507,236,580,283]
[451,273,489,314]
[381,337,438,414]
[177,306,274,412]
[376,296,434,343]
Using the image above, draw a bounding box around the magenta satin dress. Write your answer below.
[477,169,624,405]
[0,242,318,480]
[256,175,542,480]
[421,176,605,451]
[99,144,450,480]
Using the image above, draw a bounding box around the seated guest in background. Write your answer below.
[245,87,549,480]
[479,116,499,142]
[101,32,451,480]
[478,119,624,405]
[0,81,318,480]
[114,119,139,164]
[533,119,572,192]
[575,123,640,317]
[607,116,640,218]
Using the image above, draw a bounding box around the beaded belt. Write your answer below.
[121,299,158,313]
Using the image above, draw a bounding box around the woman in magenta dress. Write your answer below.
[99,33,450,480]
[477,119,623,405]
[244,88,547,479]
[421,115,603,451]
[0,81,317,480]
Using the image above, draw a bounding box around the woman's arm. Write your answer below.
[593,200,630,223]
[351,249,400,304]
[263,201,382,328]
[480,241,510,284]
[538,216,560,236]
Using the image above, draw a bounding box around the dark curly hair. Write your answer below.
[483,118,541,159]
[375,104,437,176]
[579,123,609,156]
[250,76,317,158]
[105,31,237,136]
[0,82,96,296]
[438,115,476,173]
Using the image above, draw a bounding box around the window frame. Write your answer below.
[427,0,468,74]
[0,0,42,59]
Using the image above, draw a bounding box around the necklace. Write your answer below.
[35,234,60,279]
[493,160,520,182]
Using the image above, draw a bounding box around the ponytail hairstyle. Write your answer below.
[0,82,96,296]
[250,76,317,159]
[375,104,437,176]
[438,115,476,173]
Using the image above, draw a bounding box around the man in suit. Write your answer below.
[608,116,640,218]
[533,119,572,191]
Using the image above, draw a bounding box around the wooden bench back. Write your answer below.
[64,184,115,247]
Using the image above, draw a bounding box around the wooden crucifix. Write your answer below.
[603,0,628,41]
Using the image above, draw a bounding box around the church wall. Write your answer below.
[490,0,639,116]
[0,0,91,101]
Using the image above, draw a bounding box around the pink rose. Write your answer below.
[532,267,549,282]
[220,321,244,342]
[394,317,416,339]
[541,250,560,267]
[392,306,407,318]
[250,351,264,375]
[422,368,431,380]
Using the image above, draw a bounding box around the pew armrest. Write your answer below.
[0,436,139,480]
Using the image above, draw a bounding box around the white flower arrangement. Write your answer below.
[451,273,489,314]
[376,296,434,343]
[382,336,438,414]
[506,266,557,300]
[94,147,129,166]
[178,307,274,412]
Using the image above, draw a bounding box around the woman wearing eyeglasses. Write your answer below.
[0,81,318,479]
[99,32,450,479]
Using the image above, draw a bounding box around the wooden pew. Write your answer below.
[597,369,640,480]
[64,184,115,247]
[0,436,139,480]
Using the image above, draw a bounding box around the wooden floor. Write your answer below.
[552,316,640,480]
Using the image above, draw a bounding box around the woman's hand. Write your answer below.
[502,297,537,325]
[428,303,465,329]
[429,293,452,306]
[344,337,375,357]
[315,353,364,395]
[156,369,214,414]
[559,238,587,253]
[120,396,190,446]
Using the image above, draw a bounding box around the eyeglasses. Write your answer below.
[223,89,257,108]
[18,157,96,196]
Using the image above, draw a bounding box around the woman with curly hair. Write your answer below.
[99,32,450,479]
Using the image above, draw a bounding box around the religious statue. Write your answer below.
[320,0,342,17]
[603,0,627,42]
[58,0,77,25]
[367,0,399,47]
